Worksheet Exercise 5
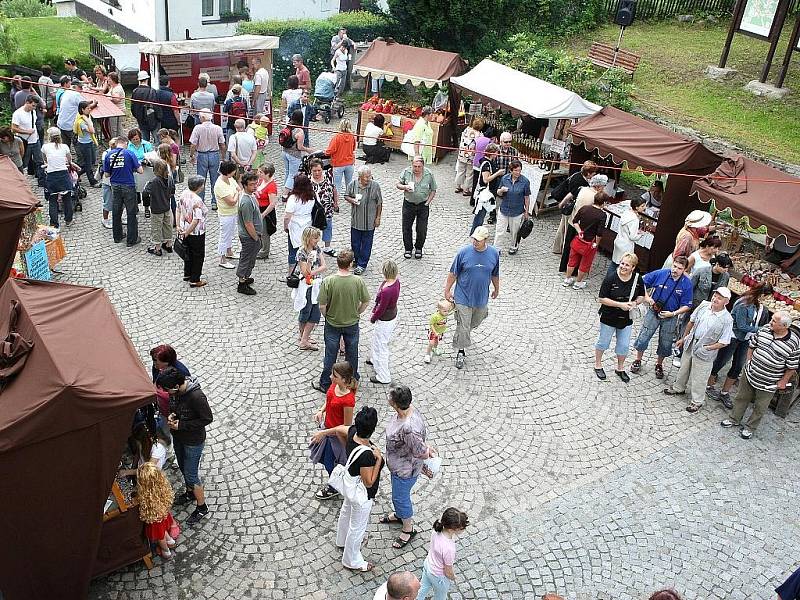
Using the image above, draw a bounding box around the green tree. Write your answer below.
[0,0,55,18]
[0,12,18,63]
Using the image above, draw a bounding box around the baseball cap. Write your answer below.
[471,226,490,241]
[716,286,732,299]
[137,70,150,81]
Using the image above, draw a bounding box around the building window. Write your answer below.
[202,0,213,17]
[219,0,246,14]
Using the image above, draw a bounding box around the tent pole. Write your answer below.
[538,164,555,217]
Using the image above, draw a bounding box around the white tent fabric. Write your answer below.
[139,35,279,56]
[449,59,601,119]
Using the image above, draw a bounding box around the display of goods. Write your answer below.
[730,252,800,314]
[361,98,451,123]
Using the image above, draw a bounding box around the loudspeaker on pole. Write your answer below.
[613,0,637,26]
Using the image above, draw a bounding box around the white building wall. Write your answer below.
[55,0,159,40]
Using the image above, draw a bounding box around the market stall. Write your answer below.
[449,58,601,210]
[0,279,156,600]
[569,106,723,270]
[691,154,800,319]
[138,34,280,137]
[0,155,39,285]
[353,40,467,163]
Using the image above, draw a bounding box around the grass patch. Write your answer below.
[11,16,119,56]
[562,21,800,165]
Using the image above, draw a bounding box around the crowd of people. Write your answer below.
[8,50,799,599]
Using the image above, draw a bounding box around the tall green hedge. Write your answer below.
[238,11,393,89]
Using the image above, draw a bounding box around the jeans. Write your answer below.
[596,322,632,357]
[139,125,158,144]
[45,170,73,227]
[633,309,678,358]
[75,141,97,185]
[173,439,204,489]
[111,184,138,243]
[183,233,205,283]
[22,139,43,179]
[319,321,360,389]
[287,234,299,265]
[321,436,336,475]
[336,498,373,570]
[417,562,451,600]
[351,228,375,269]
[390,472,419,519]
[283,151,302,191]
[236,234,261,279]
[607,261,619,279]
[711,336,749,381]
[470,208,486,235]
[196,151,220,205]
[402,201,430,251]
[322,216,333,243]
[333,164,354,198]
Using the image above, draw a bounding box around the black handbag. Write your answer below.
[517,217,534,243]
[311,200,328,231]
[173,236,187,260]
[286,262,300,288]
[265,210,277,236]
[560,197,576,216]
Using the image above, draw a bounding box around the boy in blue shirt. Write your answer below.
[102,137,143,245]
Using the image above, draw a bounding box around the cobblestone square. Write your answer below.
[37,115,799,599]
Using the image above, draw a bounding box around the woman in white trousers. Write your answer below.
[214,162,241,269]
[369,260,400,384]
[319,407,383,572]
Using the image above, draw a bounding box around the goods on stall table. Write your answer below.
[359,95,450,122]
[729,251,800,319]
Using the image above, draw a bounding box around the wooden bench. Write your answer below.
[588,42,642,76]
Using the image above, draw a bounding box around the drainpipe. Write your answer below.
[163,0,170,41]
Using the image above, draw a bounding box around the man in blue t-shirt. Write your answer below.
[102,137,143,246]
[444,226,500,369]
[630,255,694,379]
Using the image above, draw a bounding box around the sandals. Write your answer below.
[379,513,402,525]
[344,562,375,572]
[299,344,319,351]
[630,359,642,374]
[654,364,665,379]
[392,530,418,549]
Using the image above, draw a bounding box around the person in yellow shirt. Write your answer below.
[424,299,454,364]
[411,106,434,165]
[213,161,241,269]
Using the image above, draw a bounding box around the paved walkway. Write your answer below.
[42,117,799,600]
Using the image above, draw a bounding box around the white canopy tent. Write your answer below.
[449,59,601,119]
[138,35,280,57]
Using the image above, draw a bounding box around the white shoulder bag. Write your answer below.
[328,444,372,505]
[628,273,647,320]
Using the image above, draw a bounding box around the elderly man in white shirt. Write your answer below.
[665,287,734,413]
[228,119,257,171]
[373,571,420,600]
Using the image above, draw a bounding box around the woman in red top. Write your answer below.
[309,361,356,500]
[325,118,356,199]
[255,163,279,259]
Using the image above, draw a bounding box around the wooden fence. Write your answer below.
[603,0,797,20]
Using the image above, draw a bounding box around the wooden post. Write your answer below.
[759,0,791,82]
[775,13,800,88]
[719,0,746,68]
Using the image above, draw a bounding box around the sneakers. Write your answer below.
[573,281,587,290]
[187,505,209,525]
[322,248,337,257]
[432,347,442,356]
[353,266,365,275]
[719,392,733,409]
[174,490,195,506]
[720,419,736,428]
[672,357,681,368]
[423,354,432,364]
[706,385,719,399]
[315,486,340,500]
[740,428,753,439]
[237,282,256,295]
[455,351,466,369]
[562,277,575,287]
[508,247,518,255]
[102,218,112,229]
[219,261,235,269]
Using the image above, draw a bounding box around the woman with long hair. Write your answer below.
[283,172,315,275]
[143,158,175,256]
[281,109,313,200]
[309,158,338,256]
[255,163,279,259]
[707,282,773,407]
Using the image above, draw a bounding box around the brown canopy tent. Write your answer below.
[0,155,39,285]
[692,155,800,245]
[0,279,155,600]
[570,106,723,269]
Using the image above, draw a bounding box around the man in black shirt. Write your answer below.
[154,75,181,132]
[131,71,162,143]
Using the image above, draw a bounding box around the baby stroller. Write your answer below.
[299,151,332,178]
[69,165,86,212]
[316,96,345,124]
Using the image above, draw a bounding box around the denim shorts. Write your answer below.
[299,287,321,324]
[174,439,204,488]
[288,235,298,265]
[391,472,419,520]
[102,183,112,212]
[595,322,632,356]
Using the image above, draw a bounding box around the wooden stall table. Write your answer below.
[357,110,453,163]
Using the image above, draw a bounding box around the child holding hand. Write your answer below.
[424,299,454,364]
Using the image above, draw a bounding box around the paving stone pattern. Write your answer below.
[44,114,800,600]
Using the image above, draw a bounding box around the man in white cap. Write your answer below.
[443,226,500,369]
[130,70,161,143]
[664,287,733,412]
[559,173,609,273]
[664,209,714,269]
[189,108,226,209]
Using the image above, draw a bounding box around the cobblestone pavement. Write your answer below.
[39,114,799,600]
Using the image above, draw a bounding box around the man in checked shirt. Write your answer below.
[489,131,518,225]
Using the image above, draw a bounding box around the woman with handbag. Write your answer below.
[255,163,279,259]
[559,174,608,274]
[283,173,315,277]
[294,226,327,350]
[309,158,339,256]
[594,252,646,382]
[380,384,436,550]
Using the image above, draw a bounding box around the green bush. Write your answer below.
[0,11,17,62]
[0,0,55,18]
[239,11,392,89]
[13,49,95,73]
[492,33,633,110]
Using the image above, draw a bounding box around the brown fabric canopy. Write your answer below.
[0,155,39,285]
[0,279,155,600]
[569,106,722,269]
[354,40,467,88]
[570,106,721,173]
[692,155,800,245]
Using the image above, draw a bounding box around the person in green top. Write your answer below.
[410,106,434,165]
[397,156,437,259]
[314,248,371,393]
[424,299,454,364]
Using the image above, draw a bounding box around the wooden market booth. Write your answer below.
[449,58,601,211]
[569,106,723,271]
[353,40,467,163]
[138,34,280,136]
